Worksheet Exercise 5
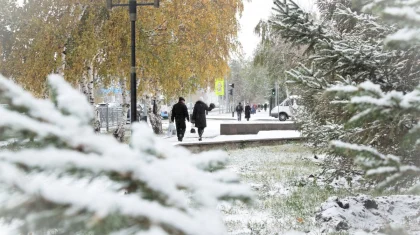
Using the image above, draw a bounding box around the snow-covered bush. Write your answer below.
[0,74,253,234]
[270,0,420,190]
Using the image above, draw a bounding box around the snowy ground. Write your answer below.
[221,144,328,234]
[220,144,420,235]
[316,194,420,234]
[2,110,418,235]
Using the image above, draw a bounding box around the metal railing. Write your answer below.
[97,105,124,131]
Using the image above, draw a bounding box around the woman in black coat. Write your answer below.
[245,103,251,121]
[192,98,215,141]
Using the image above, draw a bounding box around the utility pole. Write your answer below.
[229,83,234,117]
[225,78,228,113]
[106,0,159,123]
[275,81,279,108]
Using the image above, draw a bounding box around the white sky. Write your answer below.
[238,0,274,59]
[238,0,317,58]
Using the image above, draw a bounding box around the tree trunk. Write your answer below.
[114,77,129,142]
[57,45,66,76]
[87,65,101,133]
[80,73,88,97]
[148,93,163,135]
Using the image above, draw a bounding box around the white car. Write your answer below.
[270,96,300,121]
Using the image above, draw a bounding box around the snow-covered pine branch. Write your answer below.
[0,74,253,234]
[331,140,420,192]
[328,81,420,191]
[270,0,420,188]
[362,0,420,48]
[272,0,410,92]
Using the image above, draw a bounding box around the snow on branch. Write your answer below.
[362,0,420,47]
[270,0,330,49]
[331,140,420,191]
[48,74,93,124]
[328,81,420,122]
[0,74,253,234]
[331,140,400,163]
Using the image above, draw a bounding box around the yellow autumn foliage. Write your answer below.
[0,0,243,98]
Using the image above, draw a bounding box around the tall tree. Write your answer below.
[229,59,271,104]
[254,20,306,102]
[269,0,420,190]
[0,0,244,133]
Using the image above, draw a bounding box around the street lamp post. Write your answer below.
[106,0,159,122]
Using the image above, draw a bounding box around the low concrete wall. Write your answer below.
[220,123,297,135]
[177,137,302,153]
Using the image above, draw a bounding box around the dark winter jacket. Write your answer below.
[235,104,243,113]
[245,105,251,118]
[171,102,189,123]
[192,101,214,128]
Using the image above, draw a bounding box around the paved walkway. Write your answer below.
[206,109,279,121]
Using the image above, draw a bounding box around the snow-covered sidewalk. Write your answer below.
[159,118,301,145]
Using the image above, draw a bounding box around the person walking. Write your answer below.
[264,103,268,112]
[245,103,251,121]
[171,97,189,142]
[191,97,215,141]
[166,104,176,138]
[235,102,244,121]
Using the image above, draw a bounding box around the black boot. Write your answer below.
[198,128,203,141]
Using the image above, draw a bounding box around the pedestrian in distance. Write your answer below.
[166,104,176,138]
[171,97,189,142]
[191,97,215,141]
[264,103,268,112]
[235,102,244,121]
[245,103,251,121]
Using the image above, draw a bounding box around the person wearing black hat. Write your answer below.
[171,97,189,141]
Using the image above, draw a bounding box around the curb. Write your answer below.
[175,137,303,153]
[206,117,280,122]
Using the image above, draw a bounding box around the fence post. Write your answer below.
[106,104,109,132]
[116,107,119,125]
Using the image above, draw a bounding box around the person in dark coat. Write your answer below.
[171,97,189,142]
[235,102,244,121]
[191,97,215,141]
[264,103,268,112]
[245,103,251,121]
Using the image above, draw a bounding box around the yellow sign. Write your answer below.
[215,79,224,96]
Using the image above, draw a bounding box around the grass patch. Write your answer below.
[223,144,376,235]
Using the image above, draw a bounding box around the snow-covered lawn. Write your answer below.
[221,144,332,234]
[221,144,420,235]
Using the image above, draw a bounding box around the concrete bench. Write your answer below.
[177,137,302,153]
[220,122,297,135]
